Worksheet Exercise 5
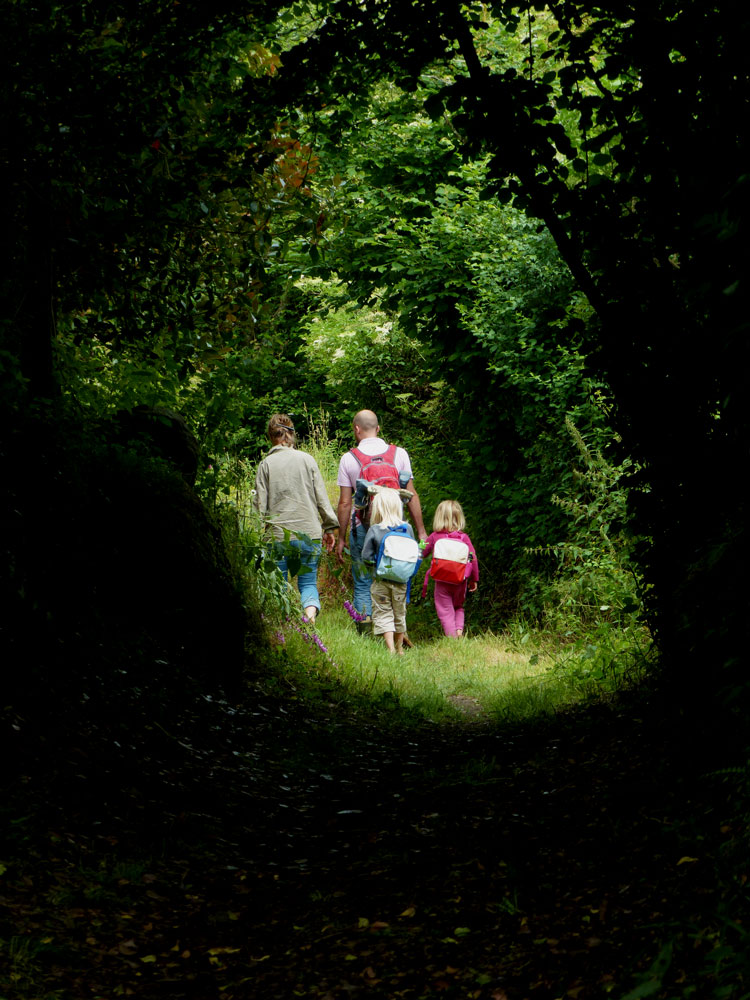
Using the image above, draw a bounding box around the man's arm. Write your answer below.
[404,479,427,540]
[336,486,353,563]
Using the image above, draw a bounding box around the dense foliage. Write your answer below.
[268,0,749,708]
[2,0,748,710]
[2,0,332,453]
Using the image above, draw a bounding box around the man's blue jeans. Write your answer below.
[348,519,373,617]
[274,538,322,613]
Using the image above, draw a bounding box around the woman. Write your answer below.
[255,414,337,623]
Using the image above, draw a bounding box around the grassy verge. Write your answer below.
[272,569,648,729]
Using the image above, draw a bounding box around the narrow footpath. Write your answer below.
[4,685,727,999]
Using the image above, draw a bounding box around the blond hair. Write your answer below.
[267,413,296,447]
[432,499,465,533]
[370,488,404,528]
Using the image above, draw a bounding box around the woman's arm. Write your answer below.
[310,460,338,533]
[255,460,269,515]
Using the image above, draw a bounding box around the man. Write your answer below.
[336,409,427,618]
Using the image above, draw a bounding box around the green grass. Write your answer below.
[276,595,606,727]
[298,405,344,487]
[0,935,68,1000]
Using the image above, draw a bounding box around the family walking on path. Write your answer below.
[255,408,479,647]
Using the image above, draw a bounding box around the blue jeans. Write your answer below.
[274,538,322,612]
[349,519,374,616]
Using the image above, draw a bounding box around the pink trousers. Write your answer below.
[433,580,467,637]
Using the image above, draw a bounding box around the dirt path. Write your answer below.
[446,693,487,720]
[3,689,723,999]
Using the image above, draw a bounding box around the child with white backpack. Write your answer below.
[421,500,478,637]
[361,489,420,654]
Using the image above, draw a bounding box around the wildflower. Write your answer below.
[343,600,367,623]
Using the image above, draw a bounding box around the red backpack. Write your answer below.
[350,443,401,525]
[430,536,471,584]
[422,533,473,597]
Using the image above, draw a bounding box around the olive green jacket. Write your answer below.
[255,445,337,541]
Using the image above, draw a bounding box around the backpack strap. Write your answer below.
[377,523,407,553]
[350,445,369,468]
[382,443,398,464]
[350,442,398,470]
[375,524,407,569]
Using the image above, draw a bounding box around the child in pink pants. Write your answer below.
[421,500,478,637]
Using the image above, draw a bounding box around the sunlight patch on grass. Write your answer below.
[309,605,577,725]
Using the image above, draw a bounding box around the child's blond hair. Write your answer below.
[432,499,466,533]
[370,488,404,528]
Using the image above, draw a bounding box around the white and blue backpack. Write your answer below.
[375,524,421,584]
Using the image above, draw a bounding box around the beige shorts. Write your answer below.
[371,579,408,634]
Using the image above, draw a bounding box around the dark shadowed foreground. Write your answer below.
[2,680,735,1000]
